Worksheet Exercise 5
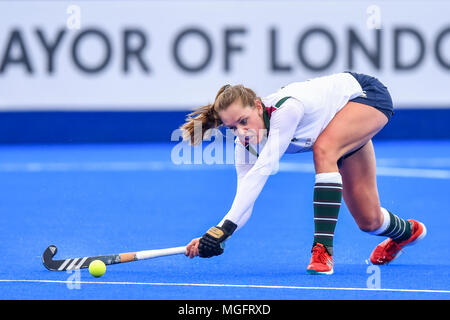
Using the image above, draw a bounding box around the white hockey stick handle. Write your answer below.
[135,246,187,260]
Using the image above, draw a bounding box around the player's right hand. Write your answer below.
[185,238,200,258]
[198,220,238,258]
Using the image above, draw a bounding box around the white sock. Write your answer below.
[315,172,342,184]
[368,207,391,235]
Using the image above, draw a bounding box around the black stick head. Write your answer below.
[42,245,120,271]
[42,245,58,270]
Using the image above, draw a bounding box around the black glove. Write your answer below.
[198,220,237,258]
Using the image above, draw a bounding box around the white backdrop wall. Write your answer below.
[0,0,449,110]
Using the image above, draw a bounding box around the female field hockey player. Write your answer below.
[180,71,427,275]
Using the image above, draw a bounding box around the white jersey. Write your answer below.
[263,72,364,153]
[219,72,364,230]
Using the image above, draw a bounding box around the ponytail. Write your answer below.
[180,104,221,145]
[180,84,258,145]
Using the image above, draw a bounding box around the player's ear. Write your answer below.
[254,99,263,115]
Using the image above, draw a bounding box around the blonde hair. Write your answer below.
[180,84,259,145]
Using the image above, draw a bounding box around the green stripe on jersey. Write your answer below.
[253,97,293,158]
[246,144,259,158]
[275,96,291,109]
[262,96,292,132]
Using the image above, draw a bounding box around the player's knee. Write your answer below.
[313,140,339,167]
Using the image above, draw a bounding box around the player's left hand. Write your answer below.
[198,220,237,258]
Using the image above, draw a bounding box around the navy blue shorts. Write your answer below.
[337,72,394,168]
[346,71,394,120]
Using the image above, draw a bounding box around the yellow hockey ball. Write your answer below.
[89,260,106,277]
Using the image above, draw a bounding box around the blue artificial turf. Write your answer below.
[0,140,449,300]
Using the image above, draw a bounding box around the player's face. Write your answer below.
[219,99,266,145]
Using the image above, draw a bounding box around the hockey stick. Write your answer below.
[42,245,187,271]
